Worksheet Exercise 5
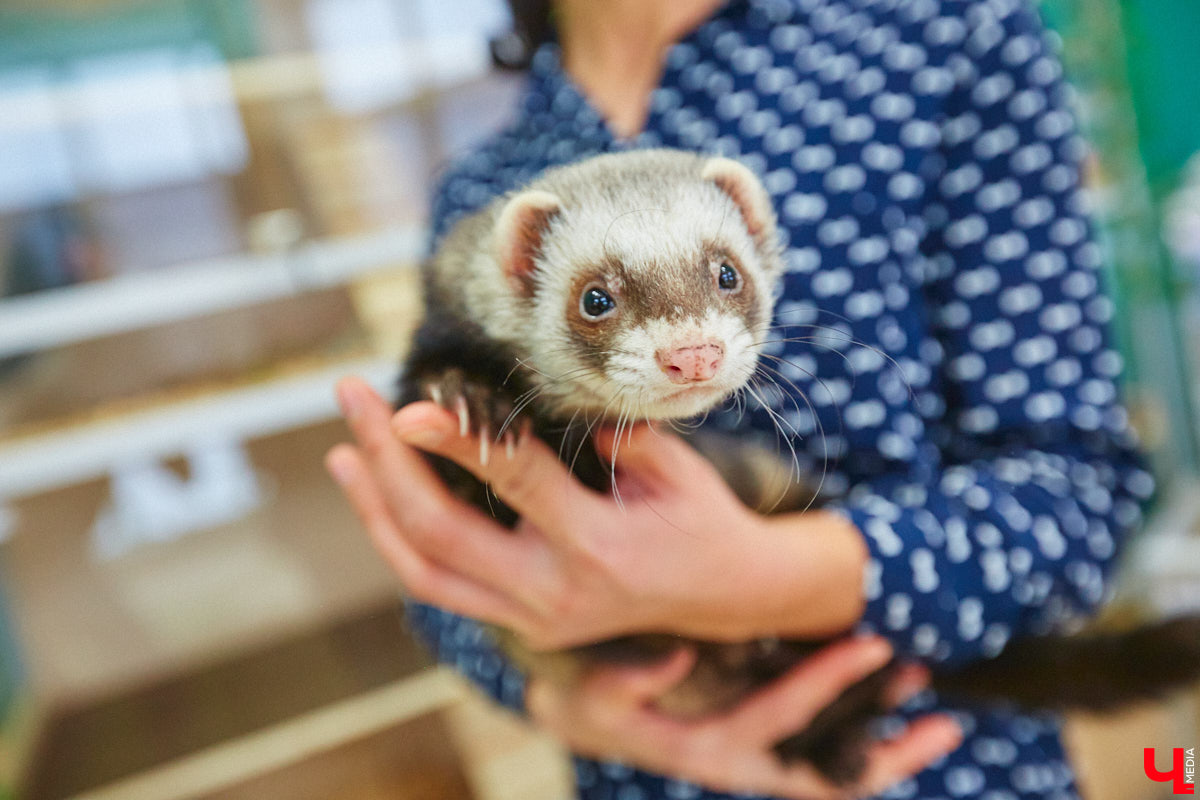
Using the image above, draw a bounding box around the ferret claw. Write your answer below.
[455,396,470,437]
[504,433,516,461]
[479,427,491,467]
[428,385,444,407]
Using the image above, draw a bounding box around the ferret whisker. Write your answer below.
[750,391,811,510]
[510,356,589,384]
[564,387,622,483]
[501,386,553,437]
[609,409,627,511]
[724,362,763,423]
[576,386,624,470]
[755,356,839,503]
[758,333,915,400]
[739,363,809,464]
[742,376,802,446]
[771,305,859,329]
[506,357,538,384]
[753,361,830,508]
[556,408,584,464]
[733,373,808,515]
[515,354,612,388]
[665,418,688,436]
[567,410,600,481]
[742,380,806,497]
[757,352,847,442]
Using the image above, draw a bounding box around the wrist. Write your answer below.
[739,509,869,639]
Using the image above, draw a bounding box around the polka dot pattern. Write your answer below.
[408,1,1153,797]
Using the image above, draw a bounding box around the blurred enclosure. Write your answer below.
[0,1,1196,799]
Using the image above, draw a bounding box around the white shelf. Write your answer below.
[0,356,397,500]
[0,227,423,359]
[0,36,497,133]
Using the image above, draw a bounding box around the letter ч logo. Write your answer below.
[1145,748,1196,795]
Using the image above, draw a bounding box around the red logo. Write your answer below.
[1145,748,1196,795]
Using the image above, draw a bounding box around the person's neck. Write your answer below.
[556,0,722,138]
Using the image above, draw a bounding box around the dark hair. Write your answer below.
[490,0,554,70]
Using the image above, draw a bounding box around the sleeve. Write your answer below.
[843,0,1154,668]
[403,155,532,713]
[405,601,529,712]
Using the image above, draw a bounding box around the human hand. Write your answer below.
[527,636,962,799]
[325,377,865,650]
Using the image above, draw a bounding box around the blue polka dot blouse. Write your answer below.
[406,1,1155,797]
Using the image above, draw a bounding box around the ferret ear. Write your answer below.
[494,190,562,297]
[701,158,776,242]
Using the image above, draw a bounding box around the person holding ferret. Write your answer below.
[327,1,1156,798]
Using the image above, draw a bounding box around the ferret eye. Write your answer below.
[718,262,741,291]
[581,286,617,319]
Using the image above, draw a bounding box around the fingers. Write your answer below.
[525,639,959,800]
[526,649,698,765]
[337,377,440,494]
[337,379,471,538]
[728,636,894,745]
[331,378,545,609]
[325,443,533,628]
[854,714,963,797]
[583,647,698,704]
[392,400,608,536]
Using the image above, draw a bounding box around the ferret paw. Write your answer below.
[773,727,869,788]
[417,369,525,464]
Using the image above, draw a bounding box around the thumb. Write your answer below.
[593,425,702,492]
[586,645,698,703]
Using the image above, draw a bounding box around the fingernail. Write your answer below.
[932,716,965,750]
[395,422,445,448]
[454,396,470,437]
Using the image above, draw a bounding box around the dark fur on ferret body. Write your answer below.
[399,150,1200,787]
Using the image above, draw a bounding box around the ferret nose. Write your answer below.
[657,343,725,384]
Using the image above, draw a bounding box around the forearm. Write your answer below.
[714,439,1147,662]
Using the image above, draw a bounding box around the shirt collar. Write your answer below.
[518,0,754,146]
[521,43,609,141]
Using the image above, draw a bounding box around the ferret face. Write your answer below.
[493,154,783,422]
[535,231,772,420]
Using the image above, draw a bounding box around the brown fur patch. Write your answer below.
[622,257,714,324]
[561,243,765,381]
[702,240,763,335]
[563,262,624,374]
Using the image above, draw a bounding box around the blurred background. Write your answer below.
[0,1,1197,799]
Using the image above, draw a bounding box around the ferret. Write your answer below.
[398,148,1200,786]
